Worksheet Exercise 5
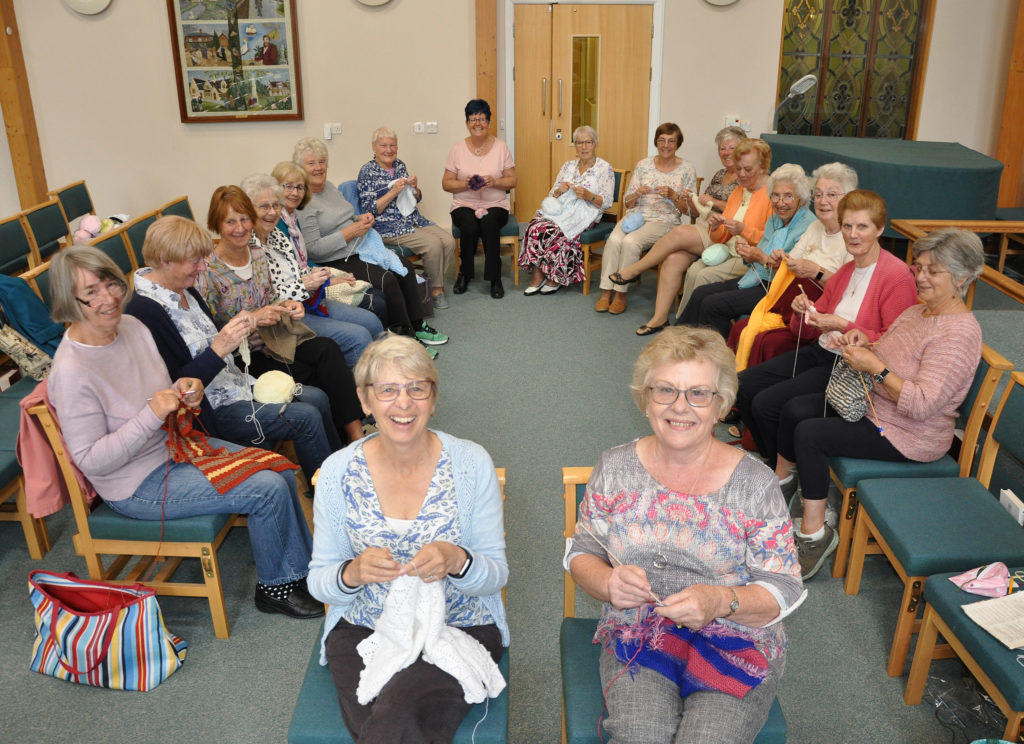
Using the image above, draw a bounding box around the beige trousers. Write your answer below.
[383,224,456,290]
[598,220,675,293]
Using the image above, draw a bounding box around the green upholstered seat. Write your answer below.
[0,214,37,275]
[159,197,195,221]
[923,568,1024,711]
[830,454,959,485]
[87,502,233,543]
[0,399,22,451]
[0,450,21,484]
[287,635,509,744]
[91,231,133,277]
[124,213,159,269]
[577,221,614,245]
[23,201,68,263]
[857,477,1024,578]
[0,376,39,400]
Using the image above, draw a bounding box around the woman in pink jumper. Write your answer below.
[782,228,984,579]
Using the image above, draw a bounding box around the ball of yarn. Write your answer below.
[80,214,102,236]
[541,196,563,216]
[620,212,645,234]
[701,243,730,267]
[252,370,298,404]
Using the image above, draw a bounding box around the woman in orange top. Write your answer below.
[610,138,773,336]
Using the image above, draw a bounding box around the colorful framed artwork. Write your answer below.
[166,0,303,123]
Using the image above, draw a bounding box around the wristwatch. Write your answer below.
[725,587,740,617]
[815,269,825,281]
[873,368,890,384]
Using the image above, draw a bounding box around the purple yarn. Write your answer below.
[468,174,486,191]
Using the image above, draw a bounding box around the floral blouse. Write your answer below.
[703,168,740,213]
[194,244,279,350]
[338,443,497,631]
[624,156,697,225]
[357,158,432,239]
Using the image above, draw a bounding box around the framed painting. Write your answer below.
[166,0,303,123]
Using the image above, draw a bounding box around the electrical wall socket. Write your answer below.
[724,115,742,128]
[426,121,438,133]
[413,122,425,134]
[1000,488,1024,526]
[329,123,342,135]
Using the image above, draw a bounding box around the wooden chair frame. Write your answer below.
[844,370,1024,677]
[0,473,52,559]
[27,403,239,638]
[829,344,1013,579]
[561,466,592,744]
[579,169,629,296]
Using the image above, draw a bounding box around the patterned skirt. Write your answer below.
[518,218,585,286]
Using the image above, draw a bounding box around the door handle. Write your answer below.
[558,78,563,116]
[542,78,547,116]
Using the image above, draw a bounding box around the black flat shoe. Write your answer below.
[255,584,325,619]
[609,271,640,286]
[453,274,470,294]
[635,322,668,337]
[490,279,505,299]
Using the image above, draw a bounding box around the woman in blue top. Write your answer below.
[677,163,817,337]
[308,334,508,742]
[357,126,456,310]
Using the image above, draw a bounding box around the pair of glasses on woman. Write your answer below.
[648,385,718,407]
[367,380,435,401]
[75,278,128,309]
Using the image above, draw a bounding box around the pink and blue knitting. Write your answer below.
[608,607,769,699]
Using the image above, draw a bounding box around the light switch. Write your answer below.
[426,121,438,133]
[413,122,425,134]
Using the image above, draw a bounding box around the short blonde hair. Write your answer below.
[49,245,130,324]
[293,136,328,166]
[353,334,438,393]
[271,161,311,210]
[142,215,214,268]
[630,327,738,419]
[372,126,397,145]
[733,138,772,173]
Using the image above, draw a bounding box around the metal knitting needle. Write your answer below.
[577,523,665,607]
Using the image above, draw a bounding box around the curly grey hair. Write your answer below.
[768,163,811,208]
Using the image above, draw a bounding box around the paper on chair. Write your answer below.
[962,591,1024,649]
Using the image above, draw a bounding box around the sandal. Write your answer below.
[635,322,668,337]
[609,271,640,286]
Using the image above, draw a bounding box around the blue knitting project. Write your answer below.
[338,180,407,276]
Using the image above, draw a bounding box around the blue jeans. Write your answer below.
[106,438,313,586]
[304,301,380,367]
[213,385,341,480]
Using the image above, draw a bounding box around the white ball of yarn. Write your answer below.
[252,370,298,404]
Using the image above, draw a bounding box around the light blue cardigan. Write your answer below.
[308,430,510,664]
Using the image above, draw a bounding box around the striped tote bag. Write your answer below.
[28,570,187,691]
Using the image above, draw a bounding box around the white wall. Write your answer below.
[0,0,1016,218]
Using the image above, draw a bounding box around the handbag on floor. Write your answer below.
[28,570,187,691]
[825,359,874,422]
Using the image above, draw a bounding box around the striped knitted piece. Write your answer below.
[610,610,770,699]
[163,406,298,494]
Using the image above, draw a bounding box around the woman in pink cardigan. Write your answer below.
[781,228,984,579]
[735,191,917,566]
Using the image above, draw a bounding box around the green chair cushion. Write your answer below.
[0,376,39,400]
[288,635,509,744]
[87,502,233,542]
[857,477,1024,577]
[830,454,959,486]
[579,222,614,245]
[0,399,22,451]
[559,617,786,743]
[451,213,519,240]
[0,449,21,485]
[923,567,1024,710]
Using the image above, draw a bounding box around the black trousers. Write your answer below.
[736,343,836,468]
[326,618,503,743]
[677,278,766,339]
[782,393,910,501]
[451,206,508,281]
[325,255,422,331]
[249,337,362,442]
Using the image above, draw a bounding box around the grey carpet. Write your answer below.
[0,256,1019,743]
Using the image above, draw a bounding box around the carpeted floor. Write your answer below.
[0,250,1019,743]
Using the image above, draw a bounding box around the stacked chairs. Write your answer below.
[829,344,1014,578]
[844,370,1024,677]
[559,467,787,744]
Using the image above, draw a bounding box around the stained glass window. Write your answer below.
[777,0,932,138]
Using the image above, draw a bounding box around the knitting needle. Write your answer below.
[577,523,666,607]
[146,390,198,402]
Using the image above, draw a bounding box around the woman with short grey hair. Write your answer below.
[358,127,456,309]
[518,125,614,294]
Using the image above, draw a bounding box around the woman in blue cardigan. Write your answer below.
[308,334,508,742]
[677,164,817,337]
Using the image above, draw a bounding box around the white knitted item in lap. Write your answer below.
[356,575,506,705]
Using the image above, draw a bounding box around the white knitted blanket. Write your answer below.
[355,575,506,705]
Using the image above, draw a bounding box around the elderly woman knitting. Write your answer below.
[566,327,803,744]
[308,334,508,742]
[518,125,614,295]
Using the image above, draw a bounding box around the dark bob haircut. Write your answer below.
[465,99,491,121]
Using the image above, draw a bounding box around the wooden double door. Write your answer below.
[512,3,653,221]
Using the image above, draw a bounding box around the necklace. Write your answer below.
[847,264,871,297]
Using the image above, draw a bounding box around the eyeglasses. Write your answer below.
[813,190,843,201]
[574,140,595,146]
[255,201,282,212]
[648,384,718,407]
[467,116,489,124]
[656,138,677,147]
[911,263,949,279]
[75,278,127,308]
[770,192,797,204]
[281,183,305,193]
[367,380,435,401]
